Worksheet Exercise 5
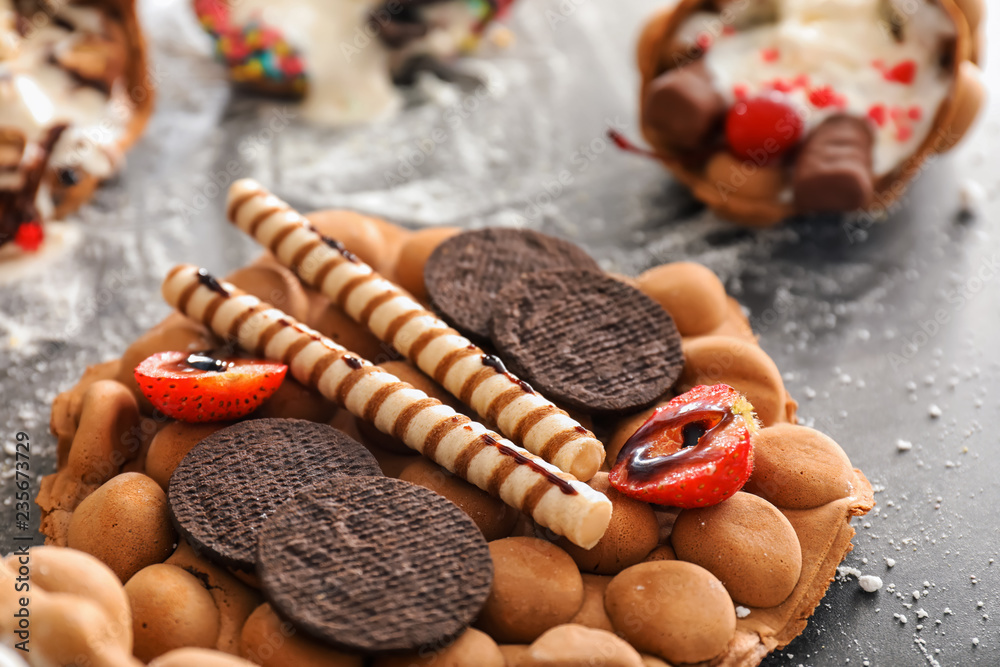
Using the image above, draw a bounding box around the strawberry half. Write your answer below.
[609,384,758,508]
[134,351,287,423]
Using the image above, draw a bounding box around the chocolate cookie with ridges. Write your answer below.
[222,180,605,482]
[160,264,612,550]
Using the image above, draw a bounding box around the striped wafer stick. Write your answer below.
[162,265,613,549]
[225,179,605,481]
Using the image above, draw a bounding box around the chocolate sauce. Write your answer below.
[615,397,736,483]
[482,354,535,394]
[197,269,230,297]
[681,421,709,449]
[482,354,507,374]
[185,353,228,373]
[344,356,363,370]
[311,227,358,263]
[483,433,577,495]
[279,317,335,351]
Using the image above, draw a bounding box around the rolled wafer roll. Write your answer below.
[224,179,606,481]
[161,264,613,550]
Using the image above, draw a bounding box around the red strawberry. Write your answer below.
[134,351,287,423]
[609,384,757,508]
[725,94,803,162]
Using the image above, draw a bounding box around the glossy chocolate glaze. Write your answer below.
[185,352,228,372]
[197,268,230,297]
[616,397,735,483]
[482,354,535,394]
[482,433,577,495]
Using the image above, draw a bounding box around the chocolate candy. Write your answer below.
[168,419,381,573]
[257,476,493,652]
[424,228,601,342]
[792,115,875,214]
[491,269,683,415]
[643,61,726,152]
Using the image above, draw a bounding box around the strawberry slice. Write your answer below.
[134,351,287,423]
[609,384,758,508]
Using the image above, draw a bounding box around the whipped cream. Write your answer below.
[0,0,133,215]
[683,0,955,175]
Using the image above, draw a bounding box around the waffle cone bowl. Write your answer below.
[637,0,986,227]
[15,181,875,667]
[50,0,154,220]
[0,0,153,249]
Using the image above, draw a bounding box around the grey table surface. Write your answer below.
[3,0,1000,665]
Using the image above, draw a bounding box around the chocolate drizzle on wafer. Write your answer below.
[162,264,611,548]
[488,434,576,496]
[315,229,358,262]
[225,180,607,482]
[482,354,535,394]
[196,268,230,297]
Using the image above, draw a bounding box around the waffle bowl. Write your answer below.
[50,0,154,219]
[0,0,153,248]
[21,186,875,667]
[637,0,986,227]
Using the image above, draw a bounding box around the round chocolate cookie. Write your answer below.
[258,476,493,653]
[424,228,601,340]
[491,269,683,414]
[168,418,381,573]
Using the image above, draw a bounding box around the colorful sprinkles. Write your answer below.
[716,35,929,145]
[194,0,307,95]
[192,0,515,93]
